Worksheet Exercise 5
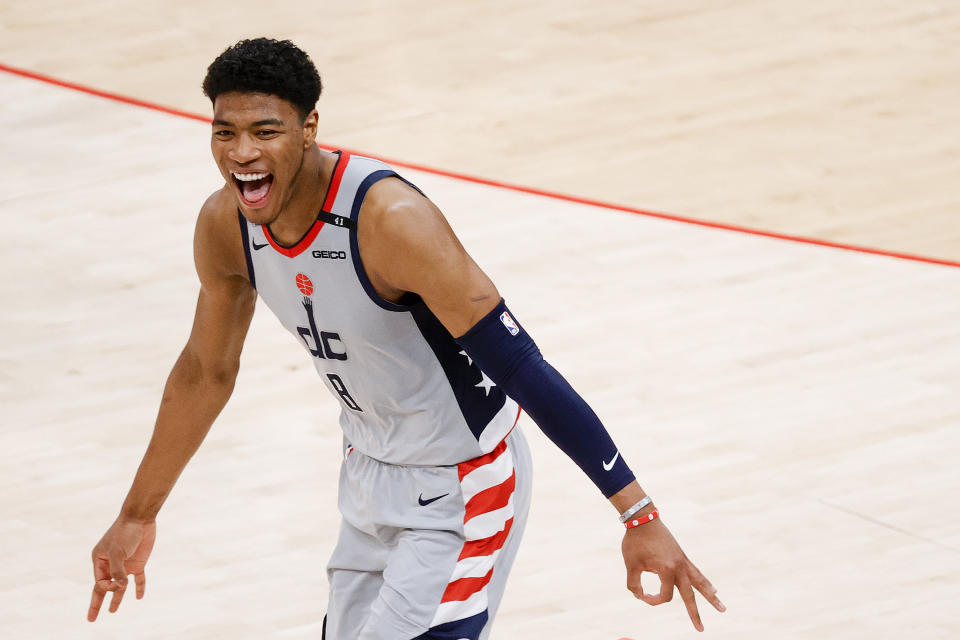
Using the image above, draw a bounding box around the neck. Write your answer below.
[268,145,334,245]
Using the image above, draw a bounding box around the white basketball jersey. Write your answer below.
[239,152,519,465]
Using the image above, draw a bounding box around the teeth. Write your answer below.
[233,172,269,181]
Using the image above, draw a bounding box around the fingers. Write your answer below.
[89,553,113,621]
[625,568,645,601]
[676,571,704,632]
[629,568,675,606]
[107,548,129,613]
[641,571,674,606]
[134,571,147,600]
[689,565,725,613]
[631,564,726,633]
[88,558,144,620]
[87,579,115,622]
[108,584,128,613]
[108,581,128,613]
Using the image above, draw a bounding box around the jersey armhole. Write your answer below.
[237,209,257,290]
[349,170,424,312]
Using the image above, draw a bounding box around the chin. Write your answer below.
[236,200,278,226]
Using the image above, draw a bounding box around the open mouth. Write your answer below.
[232,171,274,207]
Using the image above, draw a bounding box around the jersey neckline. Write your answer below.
[261,150,350,258]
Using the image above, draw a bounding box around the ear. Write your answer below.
[302,109,319,148]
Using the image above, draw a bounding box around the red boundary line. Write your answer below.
[3,61,957,270]
[0,62,210,124]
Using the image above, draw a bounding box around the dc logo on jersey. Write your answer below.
[293,274,350,363]
[297,297,348,361]
[499,311,520,336]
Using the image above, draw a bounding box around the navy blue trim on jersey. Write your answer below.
[348,169,415,312]
[410,302,509,442]
[347,169,433,311]
[394,174,426,198]
[413,610,488,640]
[237,210,257,290]
[457,300,636,498]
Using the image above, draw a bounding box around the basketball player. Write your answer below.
[88,38,725,638]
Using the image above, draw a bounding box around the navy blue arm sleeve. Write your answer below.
[456,299,635,498]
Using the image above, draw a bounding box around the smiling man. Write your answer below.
[88,38,724,639]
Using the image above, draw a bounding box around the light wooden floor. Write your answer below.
[1,0,958,262]
[1,3,959,639]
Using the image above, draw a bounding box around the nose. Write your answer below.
[227,133,260,164]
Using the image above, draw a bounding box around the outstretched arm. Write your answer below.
[455,302,725,631]
[358,178,725,631]
[88,197,256,621]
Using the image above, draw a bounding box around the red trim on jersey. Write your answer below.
[322,151,351,212]
[263,219,325,258]
[259,152,351,258]
[464,472,515,522]
[440,568,495,604]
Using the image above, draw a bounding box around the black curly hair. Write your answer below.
[202,38,322,121]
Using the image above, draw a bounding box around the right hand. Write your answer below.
[88,518,157,621]
[621,518,725,632]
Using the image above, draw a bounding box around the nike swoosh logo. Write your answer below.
[418,492,449,506]
[252,240,268,250]
[602,451,620,471]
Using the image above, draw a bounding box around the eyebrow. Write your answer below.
[211,118,285,127]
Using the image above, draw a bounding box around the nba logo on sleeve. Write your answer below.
[499,311,520,336]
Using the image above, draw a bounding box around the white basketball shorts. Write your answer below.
[324,427,533,639]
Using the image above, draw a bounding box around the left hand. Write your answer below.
[621,516,725,632]
[88,518,157,621]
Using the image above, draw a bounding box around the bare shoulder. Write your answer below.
[194,187,251,286]
[357,176,499,335]
[359,177,460,257]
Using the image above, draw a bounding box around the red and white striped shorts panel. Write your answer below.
[429,438,516,627]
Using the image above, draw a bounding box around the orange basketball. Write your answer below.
[295,273,314,296]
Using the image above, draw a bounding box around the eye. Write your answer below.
[257,129,280,138]
[213,130,233,139]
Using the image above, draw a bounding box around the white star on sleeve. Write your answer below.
[475,371,497,396]
[459,350,474,366]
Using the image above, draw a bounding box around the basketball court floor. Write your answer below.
[1,3,958,638]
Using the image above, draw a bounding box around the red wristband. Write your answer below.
[624,510,659,529]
